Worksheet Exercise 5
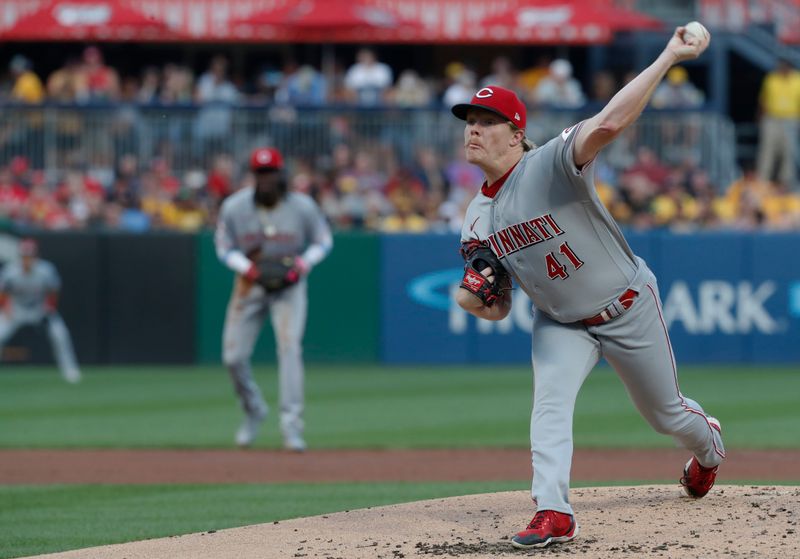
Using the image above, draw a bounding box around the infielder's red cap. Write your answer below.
[451,85,527,130]
[249,147,284,171]
[19,238,38,256]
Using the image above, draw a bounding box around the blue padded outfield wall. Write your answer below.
[381,232,800,364]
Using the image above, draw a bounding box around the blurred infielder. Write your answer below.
[0,238,81,383]
[215,147,333,451]
[453,25,724,548]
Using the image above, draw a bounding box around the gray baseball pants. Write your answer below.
[222,279,307,439]
[529,268,725,516]
[0,311,80,381]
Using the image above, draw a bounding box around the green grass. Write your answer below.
[0,481,526,559]
[0,364,799,449]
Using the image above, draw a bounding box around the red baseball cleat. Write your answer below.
[511,510,579,549]
[680,416,722,498]
[680,457,719,498]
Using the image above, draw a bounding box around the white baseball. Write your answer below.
[684,21,710,43]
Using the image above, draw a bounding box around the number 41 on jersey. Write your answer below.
[545,242,584,280]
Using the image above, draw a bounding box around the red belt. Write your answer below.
[582,289,639,326]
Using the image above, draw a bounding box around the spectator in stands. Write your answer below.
[47,56,88,103]
[195,55,239,105]
[25,173,74,230]
[720,163,773,224]
[625,146,671,190]
[745,178,800,229]
[109,153,141,208]
[381,167,428,232]
[533,59,585,108]
[137,66,161,104]
[161,63,194,104]
[343,48,393,106]
[651,66,704,109]
[389,70,432,107]
[0,165,29,222]
[650,172,701,230]
[3,56,45,165]
[480,56,517,90]
[442,62,476,108]
[8,156,32,191]
[150,157,181,196]
[207,153,235,204]
[8,55,44,104]
[253,63,284,103]
[194,55,240,157]
[519,55,552,102]
[589,70,617,106]
[58,169,105,228]
[756,58,800,190]
[81,46,120,102]
[161,186,207,232]
[412,146,449,201]
[275,64,327,105]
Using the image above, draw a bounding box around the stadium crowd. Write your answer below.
[2,46,799,233]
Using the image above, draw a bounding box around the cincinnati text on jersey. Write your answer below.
[487,213,565,258]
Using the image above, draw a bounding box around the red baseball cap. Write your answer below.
[249,147,284,171]
[451,85,527,130]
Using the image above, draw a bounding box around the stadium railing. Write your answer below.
[0,104,737,189]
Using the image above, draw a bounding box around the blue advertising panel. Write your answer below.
[655,233,750,363]
[381,232,800,364]
[380,234,531,363]
[749,233,800,363]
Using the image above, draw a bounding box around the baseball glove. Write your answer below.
[254,256,301,293]
[459,240,510,307]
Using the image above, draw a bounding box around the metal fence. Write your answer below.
[0,103,737,189]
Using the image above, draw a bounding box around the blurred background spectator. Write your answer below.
[651,66,704,109]
[533,59,586,108]
[8,55,44,104]
[756,59,800,191]
[343,48,393,106]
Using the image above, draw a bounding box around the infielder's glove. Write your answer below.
[459,240,510,307]
[253,256,301,293]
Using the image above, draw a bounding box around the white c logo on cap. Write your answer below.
[475,87,494,98]
[258,151,272,164]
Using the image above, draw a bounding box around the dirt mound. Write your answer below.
[24,485,799,559]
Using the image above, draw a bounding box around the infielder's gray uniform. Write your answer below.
[461,123,725,516]
[0,259,81,383]
[215,187,332,445]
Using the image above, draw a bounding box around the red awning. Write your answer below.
[476,0,663,44]
[0,0,662,43]
[0,0,180,41]
[229,0,425,42]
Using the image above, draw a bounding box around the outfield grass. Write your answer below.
[1,364,798,559]
[0,364,798,449]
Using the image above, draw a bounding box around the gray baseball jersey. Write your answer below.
[460,123,724,517]
[214,187,332,449]
[461,124,640,322]
[215,188,333,265]
[0,258,81,382]
[0,260,60,317]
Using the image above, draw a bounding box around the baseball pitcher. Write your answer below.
[453,25,724,549]
[215,146,333,451]
[0,238,81,383]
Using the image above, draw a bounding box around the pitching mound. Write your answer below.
[25,485,799,559]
